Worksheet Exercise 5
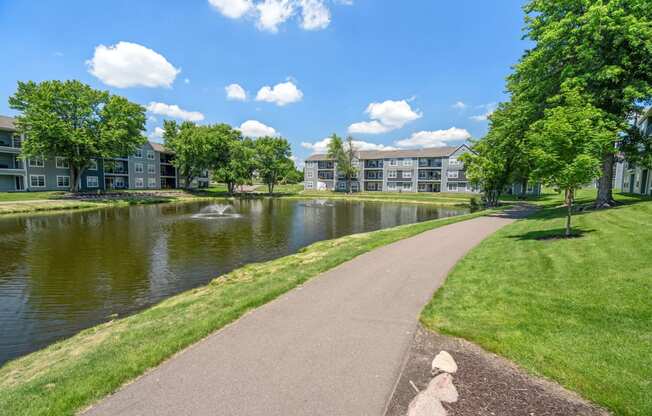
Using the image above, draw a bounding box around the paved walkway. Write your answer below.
[84,209,528,416]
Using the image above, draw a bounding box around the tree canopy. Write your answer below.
[528,86,619,235]
[9,80,146,191]
[327,134,359,193]
[254,136,294,194]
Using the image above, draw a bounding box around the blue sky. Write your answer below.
[0,0,528,165]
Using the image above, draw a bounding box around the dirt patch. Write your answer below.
[385,325,609,416]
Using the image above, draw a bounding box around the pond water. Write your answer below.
[0,198,469,365]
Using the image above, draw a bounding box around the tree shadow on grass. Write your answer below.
[508,227,596,241]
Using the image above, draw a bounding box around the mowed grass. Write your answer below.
[0,208,493,416]
[0,191,65,202]
[421,195,652,416]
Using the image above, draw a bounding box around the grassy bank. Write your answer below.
[421,194,651,416]
[0,190,213,216]
[0,209,493,416]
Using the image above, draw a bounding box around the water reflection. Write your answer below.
[0,199,468,364]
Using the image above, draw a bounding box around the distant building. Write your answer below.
[0,115,208,192]
[619,107,652,195]
[304,144,541,195]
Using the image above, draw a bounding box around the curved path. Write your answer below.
[84,208,529,416]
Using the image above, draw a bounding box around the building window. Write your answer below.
[135,163,144,173]
[148,164,156,174]
[148,178,157,188]
[307,171,314,179]
[402,182,412,191]
[337,182,346,190]
[30,175,46,188]
[387,182,397,191]
[134,149,143,158]
[388,170,397,179]
[88,159,98,171]
[305,182,314,189]
[114,177,125,188]
[403,171,412,179]
[389,159,398,167]
[402,159,412,166]
[55,157,70,169]
[56,175,70,188]
[147,150,155,160]
[87,176,99,188]
[447,171,459,179]
[447,182,458,192]
[29,157,44,168]
[135,177,144,188]
[449,157,460,166]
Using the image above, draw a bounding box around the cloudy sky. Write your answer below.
[0,0,527,166]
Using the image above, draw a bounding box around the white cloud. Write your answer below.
[290,155,304,169]
[256,80,303,106]
[238,120,277,137]
[301,137,396,154]
[348,120,392,134]
[146,102,205,122]
[208,0,344,32]
[208,0,254,18]
[395,128,471,148]
[149,126,165,140]
[299,0,330,30]
[256,0,295,32]
[225,83,248,101]
[348,99,422,134]
[452,101,467,110]
[470,102,497,122]
[87,42,180,88]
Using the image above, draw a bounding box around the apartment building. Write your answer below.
[621,107,652,195]
[0,115,208,192]
[304,145,480,193]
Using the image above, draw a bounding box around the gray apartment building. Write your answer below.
[304,145,479,193]
[0,115,208,192]
[621,107,652,195]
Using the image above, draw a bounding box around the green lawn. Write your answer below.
[0,191,66,202]
[0,208,494,416]
[421,194,652,416]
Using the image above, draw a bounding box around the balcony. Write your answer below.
[104,160,129,175]
[317,161,335,170]
[418,158,442,168]
[418,171,441,181]
[160,165,176,177]
[364,160,384,169]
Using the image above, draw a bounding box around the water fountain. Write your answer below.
[191,204,241,219]
[301,199,335,208]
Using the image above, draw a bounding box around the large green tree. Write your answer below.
[213,136,256,194]
[327,134,359,194]
[254,136,293,194]
[511,0,652,207]
[463,99,537,206]
[163,121,232,189]
[8,80,146,191]
[529,87,619,236]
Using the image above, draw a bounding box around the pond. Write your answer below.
[0,198,469,365]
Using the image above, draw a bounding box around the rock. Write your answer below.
[425,373,459,403]
[431,350,458,374]
[407,390,447,416]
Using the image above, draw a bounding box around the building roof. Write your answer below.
[305,145,467,161]
[149,141,173,154]
[0,115,16,131]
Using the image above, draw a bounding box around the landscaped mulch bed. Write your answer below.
[385,325,609,416]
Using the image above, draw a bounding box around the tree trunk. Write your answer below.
[268,182,274,194]
[565,188,574,237]
[71,165,84,193]
[185,174,193,190]
[520,178,528,199]
[595,153,616,208]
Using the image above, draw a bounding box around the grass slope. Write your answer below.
[421,195,652,416]
[0,209,491,416]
